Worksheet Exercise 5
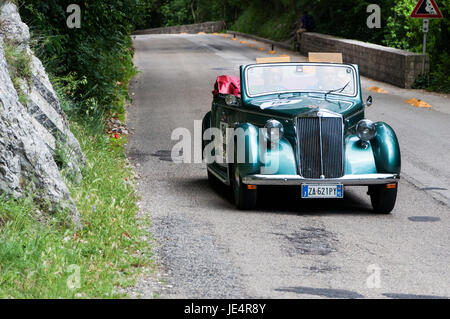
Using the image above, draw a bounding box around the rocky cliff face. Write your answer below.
[0,1,84,226]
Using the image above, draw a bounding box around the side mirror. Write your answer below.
[225,94,240,106]
[366,95,373,107]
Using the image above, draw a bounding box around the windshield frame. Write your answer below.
[243,62,359,99]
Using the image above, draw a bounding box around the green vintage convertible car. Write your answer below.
[202,62,400,213]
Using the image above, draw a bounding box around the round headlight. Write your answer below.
[356,119,376,141]
[264,119,284,142]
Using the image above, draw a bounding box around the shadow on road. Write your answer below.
[180,176,377,216]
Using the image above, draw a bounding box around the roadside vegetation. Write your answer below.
[3,39,32,105]
[144,0,449,93]
[19,0,150,117]
[0,117,152,298]
[0,1,155,297]
[0,35,152,298]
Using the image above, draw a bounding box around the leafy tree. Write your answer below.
[383,0,449,91]
[19,0,152,115]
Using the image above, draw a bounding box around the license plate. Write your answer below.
[301,184,344,199]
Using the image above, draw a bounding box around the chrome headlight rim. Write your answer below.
[225,94,239,106]
[356,119,377,142]
[264,119,284,142]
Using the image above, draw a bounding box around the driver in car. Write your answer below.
[318,67,352,93]
[262,67,284,93]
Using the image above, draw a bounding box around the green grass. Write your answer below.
[0,3,152,298]
[0,120,153,298]
[3,39,32,105]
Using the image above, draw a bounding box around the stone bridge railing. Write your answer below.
[300,32,428,89]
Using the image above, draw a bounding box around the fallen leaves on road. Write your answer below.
[404,98,432,108]
[368,86,388,94]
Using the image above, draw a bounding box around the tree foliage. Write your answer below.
[18,0,449,96]
[19,0,151,116]
[382,0,449,91]
[146,0,448,92]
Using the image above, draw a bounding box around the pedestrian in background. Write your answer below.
[296,11,315,45]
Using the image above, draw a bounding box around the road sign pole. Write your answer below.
[410,0,444,75]
[422,32,427,74]
[422,19,428,75]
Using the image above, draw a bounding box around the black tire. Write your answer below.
[207,169,221,189]
[230,164,257,210]
[369,183,398,214]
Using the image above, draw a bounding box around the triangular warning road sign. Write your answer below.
[410,0,443,18]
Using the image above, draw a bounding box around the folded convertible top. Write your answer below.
[212,75,241,97]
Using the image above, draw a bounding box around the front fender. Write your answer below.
[233,123,260,176]
[371,122,401,175]
[345,135,377,175]
[259,139,297,175]
[345,122,401,176]
[233,123,297,176]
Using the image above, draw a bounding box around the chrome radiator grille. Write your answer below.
[296,115,344,178]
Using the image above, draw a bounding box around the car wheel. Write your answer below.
[369,183,398,214]
[230,164,257,210]
[207,169,221,189]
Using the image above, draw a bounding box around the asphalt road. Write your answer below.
[126,34,450,299]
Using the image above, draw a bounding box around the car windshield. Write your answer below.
[245,63,357,97]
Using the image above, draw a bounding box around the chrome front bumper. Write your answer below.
[242,174,400,186]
